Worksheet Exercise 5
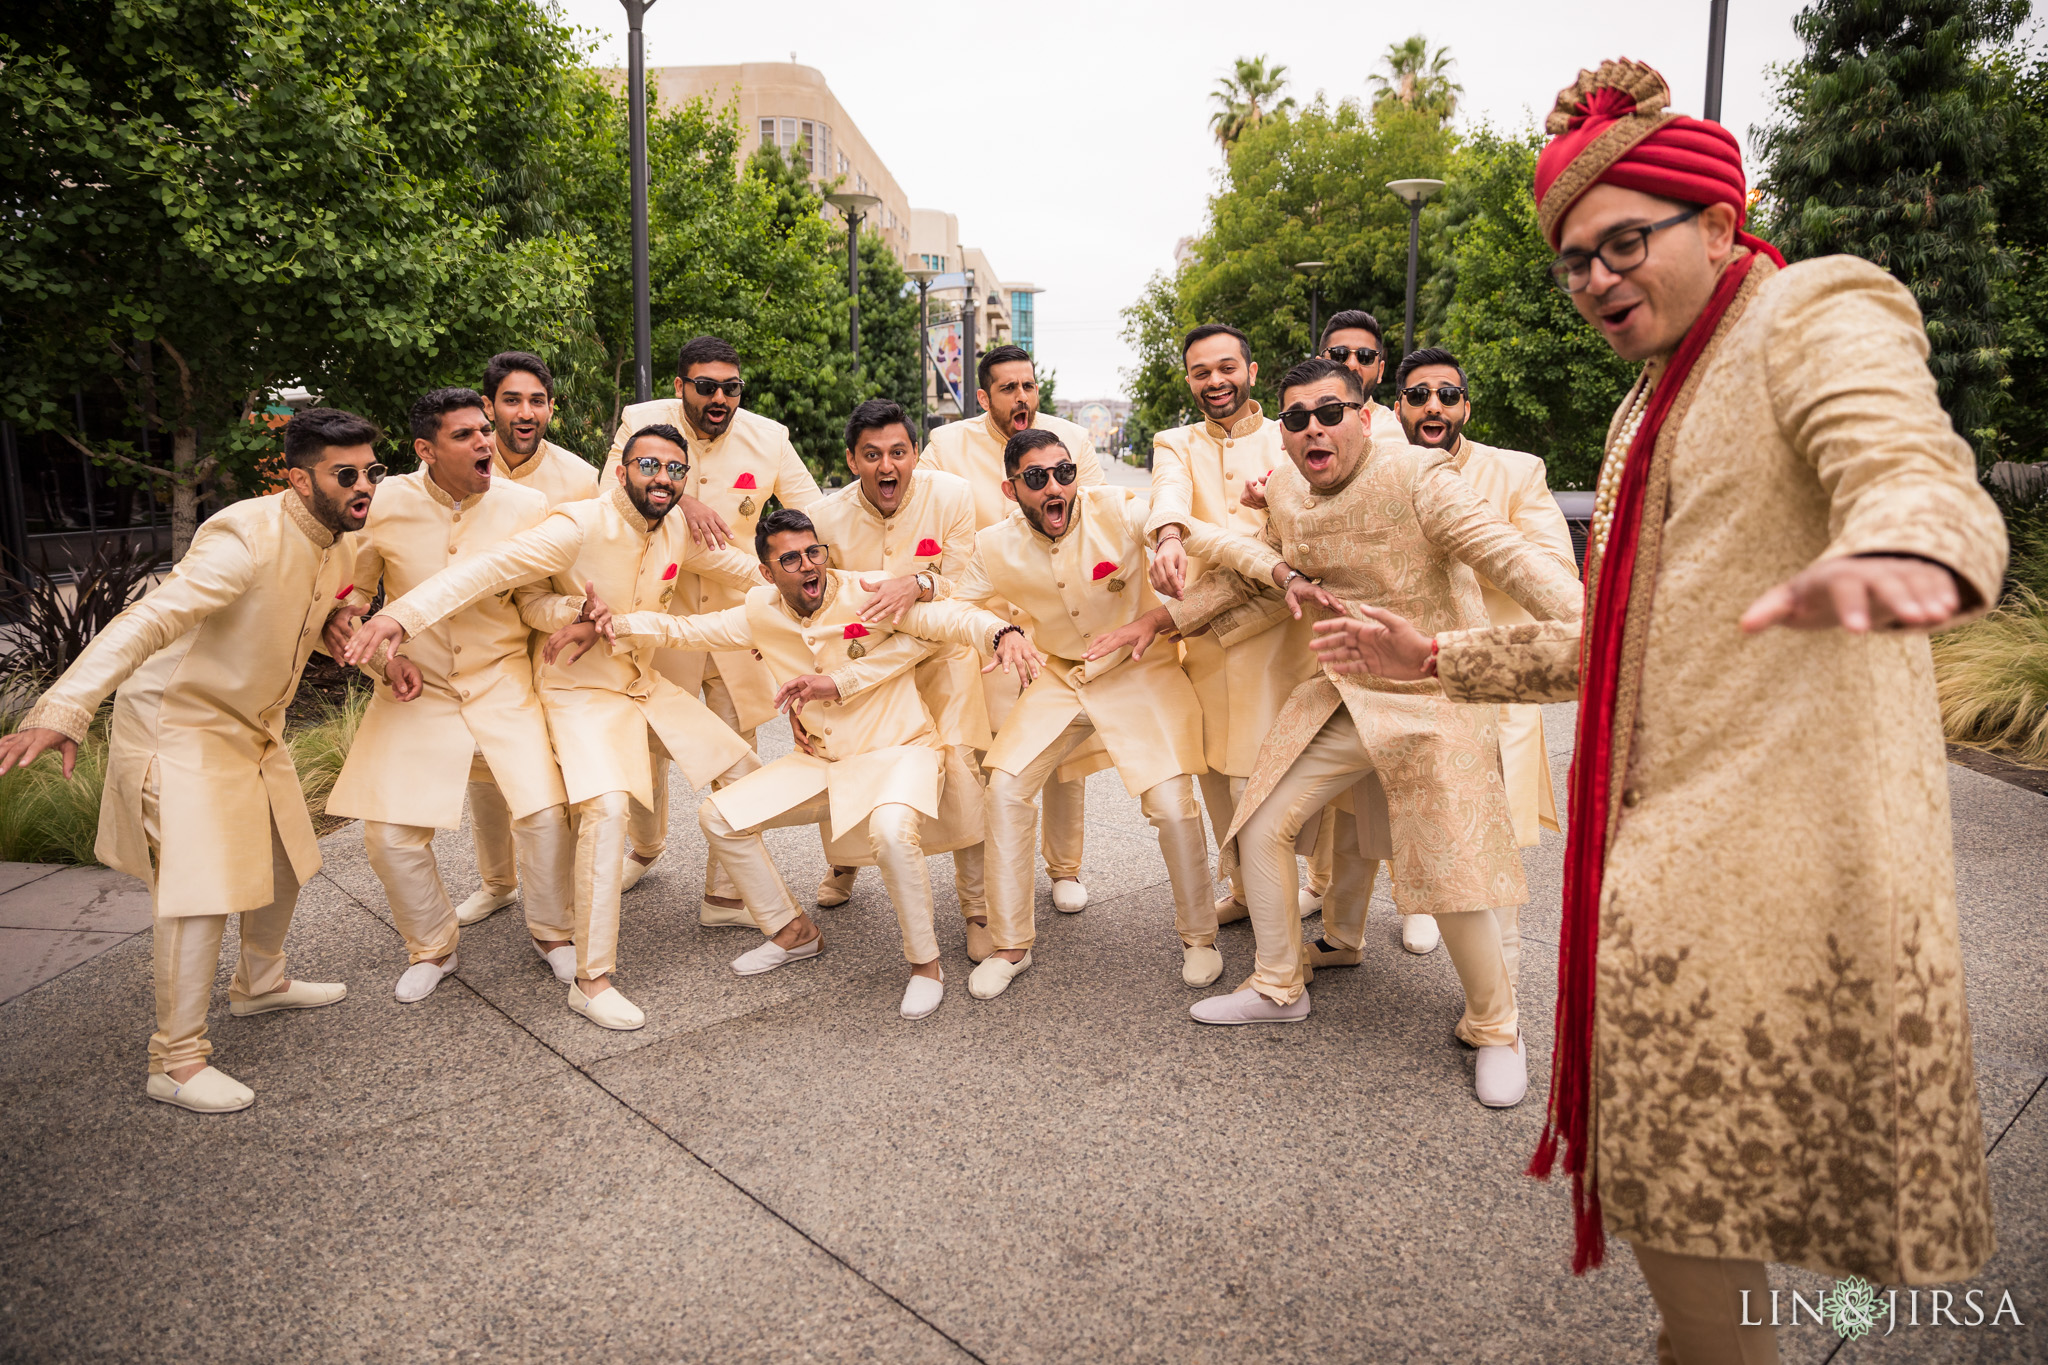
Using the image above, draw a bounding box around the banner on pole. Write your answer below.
[926,321,964,410]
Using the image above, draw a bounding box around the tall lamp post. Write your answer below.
[622,0,657,403]
[1703,0,1730,122]
[905,263,938,438]
[1293,261,1328,356]
[1386,179,1445,359]
[961,267,979,417]
[826,192,883,377]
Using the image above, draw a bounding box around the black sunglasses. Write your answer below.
[774,542,831,572]
[331,463,387,488]
[686,377,745,398]
[1277,401,1362,432]
[631,456,690,479]
[1324,345,1381,366]
[1400,384,1468,407]
[1015,461,1078,491]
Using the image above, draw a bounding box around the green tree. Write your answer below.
[1989,52,2048,462]
[0,0,591,556]
[1370,36,1463,124]
[1756,0,2027,460]
[1209,56,1297,151]
[1120,269,1197,460]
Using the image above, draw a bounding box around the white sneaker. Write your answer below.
[900,970,945,1020]
[1298,888,1323,919]
[700,897,754,929]
[1189,985,1310,1025]
[568,982,645,1030]
[531,938,576,983]
[145,1066,255,1113]
[1402,914,1442,955]
[394,954,457,1003]
[621,855,657,893]
[1475,1033,1528,1107]
[1181,944,1223,987]
[455,888,516,926]
[731,935,822,977]
[967,951,1032,1000]
[1051,879,1088,913]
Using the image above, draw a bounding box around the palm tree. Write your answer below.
[1370,35,1461,123]
[1209,55,1296,151]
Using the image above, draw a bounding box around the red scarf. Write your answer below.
[1529,247,1775,1273]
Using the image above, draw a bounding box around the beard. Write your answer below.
[307,480,364,535]
[1198,380,1246,420]
[496,417,542,457]
[1017,493,1069,539]
[1400,412,1466,451]
[626,480,674,522]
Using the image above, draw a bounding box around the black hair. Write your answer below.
[1180,322,1251,365]
[754,507,817,562]
[844,398,914,453]
[977,344,1034,392]
[620,423,688,466]
[408,388,487,443]
[1393,347,1467,391]
[482,351,555,402]
[1276,357,1364,404]
[676,335,742,379]
[1003,427,1065,477]
[282,407,383,470]
[1319,309,1383,351]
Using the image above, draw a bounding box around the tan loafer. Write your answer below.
[621,855,658,893]
[229,980,346,1016]
[146,1066,255,1113]
[1181,944,1223,987]
[568,982,645,1030]
[816,867,858,907]
[1306,937,1363,969]
[967,951,1032,1000]
[1050,878,1088,913]
[964,918,996,963]
[699,897,754,929]
[455,887,516,926]
[1215,895,1249,925]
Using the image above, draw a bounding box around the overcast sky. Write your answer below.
[557,0,1816,397]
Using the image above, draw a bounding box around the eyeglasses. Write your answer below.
[1014,461,1078,491]
[1399,384,1468,407]
[1324,345,1381,367]
[330,463,387,488]
[685,377,745,398]
[1277,401,1362,432]
[1547,206,1702,294]
[773,542,830,573]
[631,456,690,479]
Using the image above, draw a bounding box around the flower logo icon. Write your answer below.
[1824,1276,1881,1341]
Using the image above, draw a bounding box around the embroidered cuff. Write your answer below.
[22,698,95,746]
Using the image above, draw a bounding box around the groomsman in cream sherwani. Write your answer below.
[603,336,823,915]
[1148,323,1335,924]
[0,408,383,1113]
[922,344,1104,916]
[1318,310,1406,442]
[451,352,602,928]
[951,430,1277,1002]
[326,388,578,1002]
[346,425,763,1031]
[808,399,997,957]
[579,509,1030,1020]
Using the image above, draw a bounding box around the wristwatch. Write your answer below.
[914,571,934,600]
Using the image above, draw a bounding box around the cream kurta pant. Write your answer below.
[985,714,1211,953]
[631,660,752,898]
[1198,773,1337,903]
[1631,1244,1780,1365]
[1237,711,1518,1045]
[143,771,293,1074]
[984,668,1083,881]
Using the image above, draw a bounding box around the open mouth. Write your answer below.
[643,482,674,509]
[1417,419,1450,445]
[702,406,731,427]
[1598,300,1641,332]
[799,570,823,599]
[1302,448,1335,473]
[1039,494,1069,530]
[346,495,371,521]
[511,422,540,448]
[473,453,494,480]
[1008,409,1031,432]
[875,473,900,504]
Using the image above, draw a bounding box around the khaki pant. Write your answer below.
[702,792,942,964]
[634,663,754,897]
[986,666,1084,880]
[1199,772,1336,903]
[1632,1244,1781,1365]
[1237,711,1518,1045]
[143,774,294,1074]
[1320,861,1522,982]
[369,799,573,965]
[985,713,1211,952]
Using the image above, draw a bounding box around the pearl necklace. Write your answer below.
[1590,383,1653,563]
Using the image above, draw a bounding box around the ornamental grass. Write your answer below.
[1933,586,2048,767]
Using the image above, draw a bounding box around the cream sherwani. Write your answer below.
[326,471,574,964]
[495,438,599,509]
[21,492,353,1072]
[379,484,760,980]
[614,572,1008,963]
[922,411,1106,879]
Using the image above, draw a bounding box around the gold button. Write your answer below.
[1622,788,1641,808]
[1056,581,1065,588]
[1224,438,1234,447]
[1225,470,1235,479]
[1070,608,1080,616]
[452,645,462,654]
[448,546,458,554]
[1303,499,1317,509]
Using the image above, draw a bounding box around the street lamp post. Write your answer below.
[622,0,657,403]
[1386,179,1446,359]
[825,192,883,377]
[905,263,938,439]
[1293,261,1328,356]
[1703,0,1730,123]
[961,267,979,417]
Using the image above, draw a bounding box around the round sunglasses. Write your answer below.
[1014,461,1078,491]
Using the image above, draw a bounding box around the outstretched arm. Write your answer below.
[345,511,584,665]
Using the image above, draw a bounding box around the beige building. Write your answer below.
[909,210,1041,361]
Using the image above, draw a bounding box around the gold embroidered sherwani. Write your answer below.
[378,484,761,980]
[494,438,598,509]
[21,491,354,1071]
[1434,256,2005,1284]
[1169,444,1582,1005]
[613,572,1008,963]
[325,471,573,964]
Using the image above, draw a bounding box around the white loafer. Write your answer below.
[1215,894,1249,925]
[1475,1033,1528,1107]
[900,970,945,1020]
[455,887,517,926]
[731,936,822,976]
[146,1066,255,1113]
[1298,888,1323,918]
[700,898,754,929]
[531,938,576,983]
[1181,944,1223,987]
[1402,914,1442,955]
[568,982,645,1030]
[1189,985,1310,1025]
[967,951,1032,1000]
[1050,879,1088,913]
[228,980,347,1016]
[621,855,656,893]
[394,954,457,1003]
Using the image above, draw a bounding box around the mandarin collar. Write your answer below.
[857,469,918,521]
[607,482,658,532]
[779,567,841,624]
[1202,400,1264,442]
[282,489,336,548]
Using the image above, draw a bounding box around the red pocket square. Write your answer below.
[915,538,942,557]
[732,472,758,490]
[1092,561,1119,581]
[842,622,870,639]
[661,563,678,581]
[334,583,356,600]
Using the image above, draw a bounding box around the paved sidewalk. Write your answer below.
[1,707,2041,1362]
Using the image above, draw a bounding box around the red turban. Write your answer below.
[1533,58,1781,263]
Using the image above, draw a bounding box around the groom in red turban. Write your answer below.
[1312,58,2005,1364]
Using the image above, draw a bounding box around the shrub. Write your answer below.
[1933,586,2048,765]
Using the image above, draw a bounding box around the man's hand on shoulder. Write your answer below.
[1739,554,1968,634]
[676,493,731,549]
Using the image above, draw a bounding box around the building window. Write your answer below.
[759,118,775,149]
[780,117,796,151]
[1012,292,1035,357]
